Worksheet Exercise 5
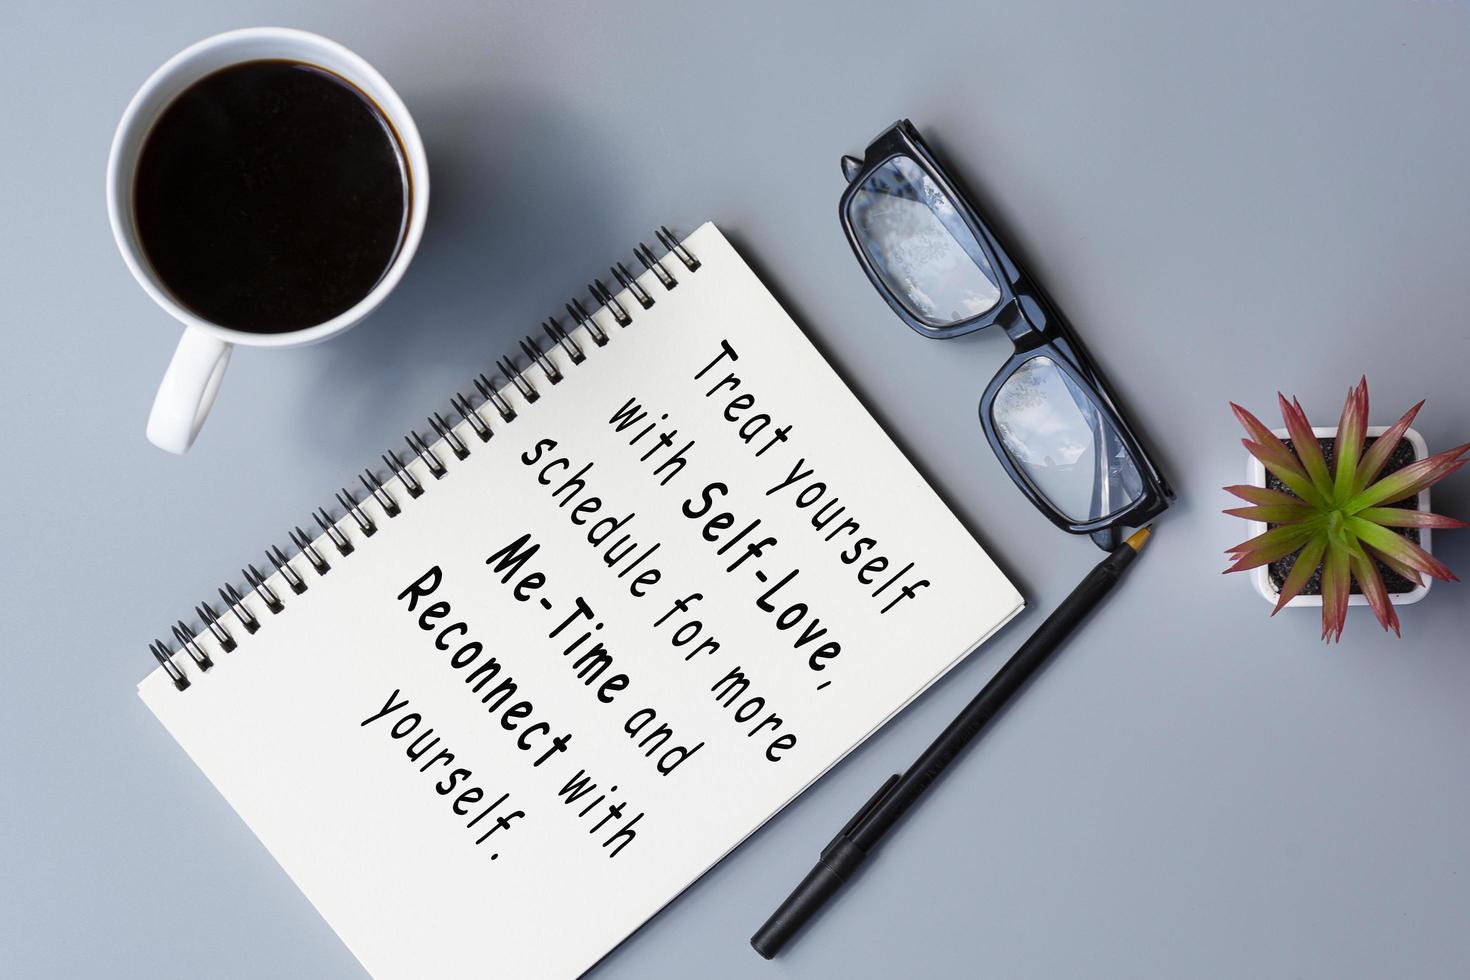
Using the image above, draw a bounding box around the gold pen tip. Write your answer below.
[1125,526,1153,552]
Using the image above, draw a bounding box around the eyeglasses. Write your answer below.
[840,120,1172,550]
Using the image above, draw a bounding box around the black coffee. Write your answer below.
[134,60,409,333]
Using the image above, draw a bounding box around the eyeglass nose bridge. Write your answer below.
[994,298,1045,347]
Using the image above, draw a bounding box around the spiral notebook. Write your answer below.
[139,223,1023,979]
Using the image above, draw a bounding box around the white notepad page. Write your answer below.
[140,223,1023,979]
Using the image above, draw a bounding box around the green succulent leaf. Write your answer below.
[1231,402,1328,507]
[1224,523,1318,573]
[1319,543,1351,643]
[1230,401,1290,452]
[1354,507,1469,529]
[1242,440,1329,509]
[1272,536,1326,615]
[1347,546,1401,637]
[1362,540,1425,588]
[1278,394,1333,496]
[1346,517,1459,582]
[1222,504,1317,524]
[1351,399,1423,496]
[1223,484,1315,508]
[1331,378,1369,503]
[1346,445,1470,511]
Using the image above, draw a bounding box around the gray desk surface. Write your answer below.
[6,1,1470,976]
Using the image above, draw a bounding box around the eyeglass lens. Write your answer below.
[847,155,1001,328]
[991,355,1144,524]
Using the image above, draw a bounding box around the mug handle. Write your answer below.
[147,327,233,454]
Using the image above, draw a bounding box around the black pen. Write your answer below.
[750,526,1154,958]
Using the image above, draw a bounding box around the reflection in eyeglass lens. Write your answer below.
[848,155,1001,328]
[993,356,1144,524]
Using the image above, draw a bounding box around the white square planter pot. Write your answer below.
[1246,425,1432,609]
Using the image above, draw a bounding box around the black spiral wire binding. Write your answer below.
[289,527,330,574]
[146,227,701,691]
[612,262,655,309]
[359,470,401,516]
[451,393,493,442]
[196,601,237,651]
[474,373,518,421]
[267,546,308,594]
[588,278,632,327]
[544,318,584,364]
[567,298,608,347]
[170,623,212,671]
[218,582,260,633]
[405,430,447,479]
[496,355,539,403]
[242,564,283,613]
[657,225,699,271]
[151,640,192,691]
[428,412,472,459]
[520,336,562,384]
[335,489,377,536]
[382,450,424,498]
[636,242,677,290]
[314,508,354,555]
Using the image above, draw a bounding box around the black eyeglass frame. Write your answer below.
[839,119,1173,546]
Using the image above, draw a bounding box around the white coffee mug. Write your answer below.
[106,28,429,454]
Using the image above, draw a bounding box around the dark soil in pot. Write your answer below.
[1265,436,1421,596]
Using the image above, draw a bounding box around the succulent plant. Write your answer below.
[1223,378,1468,641]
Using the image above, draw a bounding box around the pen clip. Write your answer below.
[823,773,901,858]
